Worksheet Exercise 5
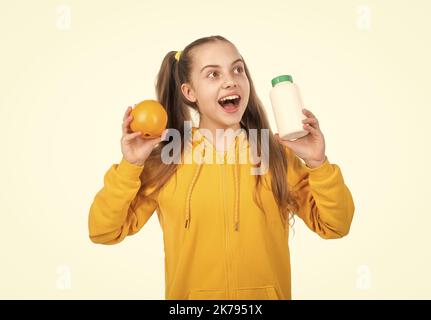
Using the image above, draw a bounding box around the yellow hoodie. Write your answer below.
[88,127,355,300]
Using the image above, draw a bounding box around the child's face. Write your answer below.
[181,41,250,130]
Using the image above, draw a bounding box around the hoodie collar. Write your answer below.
[191,127,248,163]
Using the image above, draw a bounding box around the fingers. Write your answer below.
[302,117,319,129]
[123,106,132,122]
[303,122,318,134]
[302,108,316,119]
[302,108,322,136]
[122,131,141,142]
[122,114,133,134]
[302,117,318,125]
[302,108,320,129]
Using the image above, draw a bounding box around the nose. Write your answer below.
[222,77,238,88]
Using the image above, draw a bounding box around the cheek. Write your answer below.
[243,78,250,93]
[238,78,250,96]
[241,80,250,104]
[196,102,214,117]
[195,87,217,106]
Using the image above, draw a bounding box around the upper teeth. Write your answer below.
[220,95,239,102]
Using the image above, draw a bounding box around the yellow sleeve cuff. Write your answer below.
[302,157,333,178]
[116,158,144,180]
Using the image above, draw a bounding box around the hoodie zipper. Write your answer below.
[221,157,233,299]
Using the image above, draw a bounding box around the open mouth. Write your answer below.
[217,96,241,112]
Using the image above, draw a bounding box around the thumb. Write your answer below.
[160,128,169,141]
[149,129,168,147]
[149,136,162,147]
[274,133,294,149]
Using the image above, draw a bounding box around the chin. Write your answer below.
[221,115,244,129]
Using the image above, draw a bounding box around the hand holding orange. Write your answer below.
[130,100,168,139]
[120,101,168,167]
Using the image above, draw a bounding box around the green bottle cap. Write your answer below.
[271,75,293,87]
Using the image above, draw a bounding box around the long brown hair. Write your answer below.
[137,35,299,227]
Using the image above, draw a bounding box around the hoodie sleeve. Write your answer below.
[88,158,158,245]
[285,146,355,239]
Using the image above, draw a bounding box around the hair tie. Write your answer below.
[175,50,182,61]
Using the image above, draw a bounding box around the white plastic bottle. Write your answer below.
[269,74,309,141]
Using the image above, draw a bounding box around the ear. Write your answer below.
[181,83,197,103]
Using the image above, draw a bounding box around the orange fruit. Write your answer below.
[130,100,168,139]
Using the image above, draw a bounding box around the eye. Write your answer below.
[234,66,244,73]
[208,71,218,78]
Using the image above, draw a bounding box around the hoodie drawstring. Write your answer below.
[184,131,241,232]
[184,138,206,229]
[234,136,240,231]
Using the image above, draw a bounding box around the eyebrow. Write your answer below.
[200,58,244,73]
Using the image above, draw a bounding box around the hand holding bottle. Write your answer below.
[275,108,326,169]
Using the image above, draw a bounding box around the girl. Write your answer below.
[88,35,355,300]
